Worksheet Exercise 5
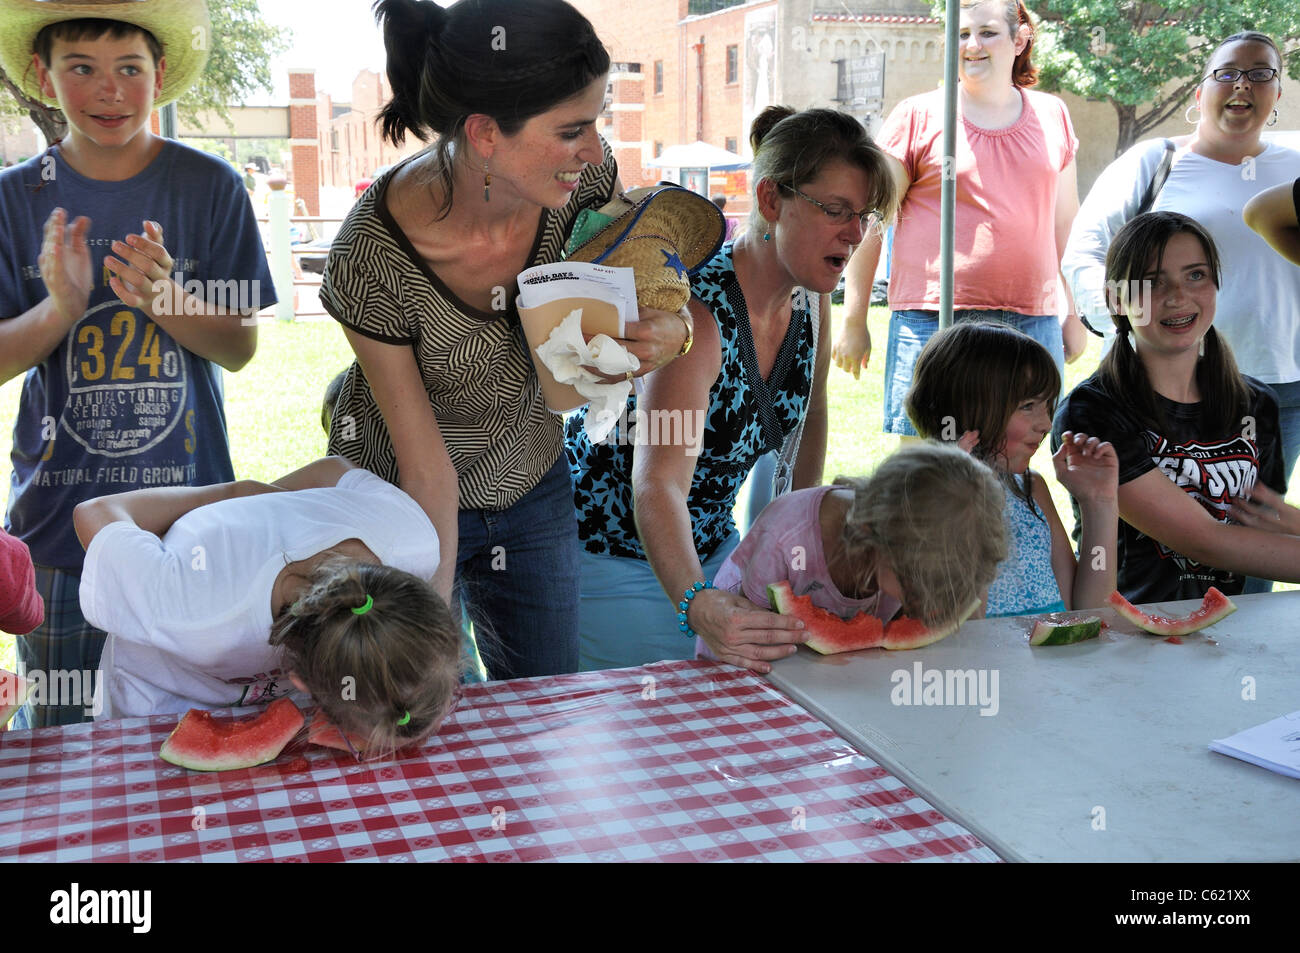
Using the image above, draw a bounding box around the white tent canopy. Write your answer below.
[645,141,750,170]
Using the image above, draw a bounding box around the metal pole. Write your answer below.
[939,0,959,329]
[159,102,177,139]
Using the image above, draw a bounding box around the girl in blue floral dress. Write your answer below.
[906,321,1119,616]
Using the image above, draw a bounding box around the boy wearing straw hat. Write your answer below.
[0,0,275,726]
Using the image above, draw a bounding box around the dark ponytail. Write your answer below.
[374,0,446,145]
[371,0,610,218]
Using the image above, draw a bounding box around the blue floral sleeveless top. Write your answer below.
[567,242,815,560]
[986,472,1066,617]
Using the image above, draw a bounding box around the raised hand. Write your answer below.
[105,220,176,314]
[39,208,93,325]
[1052,431,1118,505]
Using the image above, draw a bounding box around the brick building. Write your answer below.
[314,68,424,194]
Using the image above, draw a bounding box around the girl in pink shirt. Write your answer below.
[704,442,1007,661]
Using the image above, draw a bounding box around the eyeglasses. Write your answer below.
[1205,67,1279,84]
[780,183,876,229]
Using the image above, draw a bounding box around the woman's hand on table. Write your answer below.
[1230,483,1300,535]
[691,588,808,674]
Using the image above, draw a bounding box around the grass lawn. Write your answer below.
[0,306,1291,671]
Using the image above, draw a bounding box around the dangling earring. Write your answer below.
[1198,334,1206,358]
[1185,103,1201,124]
[763,228,771,242]
[1268,107,1280,127]
[483,161,491,202]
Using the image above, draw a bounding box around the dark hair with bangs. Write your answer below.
[373,0,610,220]
[906,321,1060,516]
[747,105,901,234]
[1098,211,1249,435]
[33,18,163,67]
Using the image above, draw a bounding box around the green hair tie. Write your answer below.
[397,710,411,726]
[351,594,374,615]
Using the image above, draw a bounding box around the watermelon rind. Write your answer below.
[767,581,884,654]
[0,669,33,726]
[1108,587,1237,636]
[307,710,369,754]
[160,697,304,771]
[768,582,981,654]
[882,597,982,650]
[1029,616,1102,646]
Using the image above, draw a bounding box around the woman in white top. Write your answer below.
[1063,31,1300,484]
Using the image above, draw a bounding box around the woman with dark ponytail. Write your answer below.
[320,0,691,680]
[1053,212,1300,603]
[569,106,900,673]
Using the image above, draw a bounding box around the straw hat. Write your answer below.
[567,184,726,313]
[0,0,211,107]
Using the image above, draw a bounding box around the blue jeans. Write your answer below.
[456,454,580,680]
[882,309,1065,435]
[578,530,740,671]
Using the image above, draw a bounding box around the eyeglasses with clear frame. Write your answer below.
[779,183,877,230]
[1205,67,1279,84]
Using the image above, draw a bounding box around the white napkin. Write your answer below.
[535,309,640,443]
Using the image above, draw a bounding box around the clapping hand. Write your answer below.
[39,208,93,325]
[104,220,175,314]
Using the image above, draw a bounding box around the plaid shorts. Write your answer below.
[10,565,106,729]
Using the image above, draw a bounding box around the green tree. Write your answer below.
[1027,2,1300,156]
[0,0,290,147]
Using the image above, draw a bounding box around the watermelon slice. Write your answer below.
[1029,616,1102,646]
[1108,587,1237,636]
[306,710,369,754]
[160,697,304,771]
[767,581,980,653]
[0,669,32,728]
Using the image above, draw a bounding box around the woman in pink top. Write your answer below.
[832,1,1082,435]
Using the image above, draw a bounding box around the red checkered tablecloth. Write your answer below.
[0,660,998,862]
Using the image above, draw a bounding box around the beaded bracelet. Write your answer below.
[677,580,715,638]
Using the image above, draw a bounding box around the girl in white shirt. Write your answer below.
[74,456,461,756]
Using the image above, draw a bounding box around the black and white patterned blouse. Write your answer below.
[320,143,618,510]
[567,242,815,560]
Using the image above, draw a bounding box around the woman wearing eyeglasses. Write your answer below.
[566,106,899,672]
[831,1,1081,433]
[1064,32,1300,490]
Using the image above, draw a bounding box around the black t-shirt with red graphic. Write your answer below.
[1053,373,1285,603]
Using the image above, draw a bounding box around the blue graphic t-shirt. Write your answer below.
[0,141,275,569]
[567,242,815,560]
